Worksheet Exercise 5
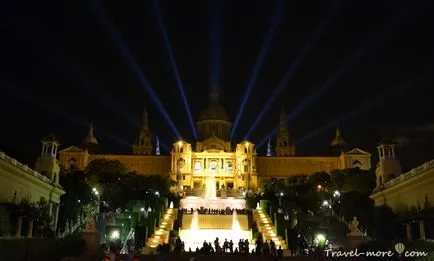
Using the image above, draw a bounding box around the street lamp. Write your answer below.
[279,192,284,212]
[155,191,160,205]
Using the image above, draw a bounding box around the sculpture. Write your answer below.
[83,217,97,232]
[348,216,362,234]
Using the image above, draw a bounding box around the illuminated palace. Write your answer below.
[58,91,371,189]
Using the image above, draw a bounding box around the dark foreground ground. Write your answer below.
[112,254,360,261]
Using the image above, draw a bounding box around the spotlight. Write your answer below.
[110,230,120,240]
[244,1,342,141]
[91,0,182,138]
[231,0,285,139]
[152,0,197,139]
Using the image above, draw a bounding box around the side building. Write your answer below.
[371,141,434,212]
[0,135,65,232]
[370,140,434,242]
[58,91,372,190]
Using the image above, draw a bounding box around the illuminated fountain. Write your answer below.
[204,176,217,199]
[191,210,199,230]
[179,175,253,251]
[169,201,174,208]
[232,211,241,231]
[256,202,260,210]
[180,174,245,209]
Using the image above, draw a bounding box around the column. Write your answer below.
[54,204,60,231]
[49,202,53,218]
[15,216,22,237]
[27,219,34,238]
[406,223,412,242]
[419,220,426,241]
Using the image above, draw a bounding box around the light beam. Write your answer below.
[295,75,425,146]
[152,0,197,140]
[91,0,182,139]
[231,0,285,139]
[244,0,342,140]
[5,18,141,129]
[1,81,130,147]
[210,0,223,89]
[255,9,407,147]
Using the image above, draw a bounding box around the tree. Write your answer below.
[86,159,126,184]
[308,172,331,189]
[330,168,376,194]
[84,159,174,211]
[59,170,94,228]
[32,197,54,237]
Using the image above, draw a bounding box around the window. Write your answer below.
[210,161,217,171]
[68,158,77,170]
[180,147,184,153]
[352,160,362,167]
[244,148,247,153]
[226,162,233,171]
[177,158,185,172]
[183,175,186,180]
[194,162,201,173]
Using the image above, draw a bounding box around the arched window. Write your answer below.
[194,161,201,173]
[210,161,217,171]
[177,158,185,172]
[226,162,233,171]
[68,158,77,170]
[352,160,362,167]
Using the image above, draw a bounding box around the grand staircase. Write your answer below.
[146,207,178,248]
[253,209,287,249]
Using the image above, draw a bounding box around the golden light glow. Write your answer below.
[178,140,183,147]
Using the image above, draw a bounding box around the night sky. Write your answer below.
[0,0,433,172]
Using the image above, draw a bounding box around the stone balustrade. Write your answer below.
[384,159,434,188]
[0,151,52,184]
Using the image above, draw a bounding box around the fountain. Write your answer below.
[256,202,260,210]
[231,211,241,231]
[191,210,199,230]
[178,170,252,251]
[204,176,217,199]
[169,201,174,208]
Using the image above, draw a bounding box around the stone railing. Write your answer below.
[182,189,244,198]
[384,159,434,188]
[58,207,99,238]
[0,151,52,184]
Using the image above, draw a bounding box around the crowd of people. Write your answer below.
[181,207,247,215]
[166,237,283,257]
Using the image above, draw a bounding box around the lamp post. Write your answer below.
[279,192,284,213]
[155,191,160,206]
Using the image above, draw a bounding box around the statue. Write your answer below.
[348,216,363,235]
[83,217,97,232]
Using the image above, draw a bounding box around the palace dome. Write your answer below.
[196,90,232,141]
[82,135,98,145]
[197,91,230,122]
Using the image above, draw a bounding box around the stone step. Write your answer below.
[146,208,178,248]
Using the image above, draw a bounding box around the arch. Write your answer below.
[352,160,362,167]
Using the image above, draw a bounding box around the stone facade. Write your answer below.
[0,136,65,230]
[58,91,372,189]
[371,149,434,212]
